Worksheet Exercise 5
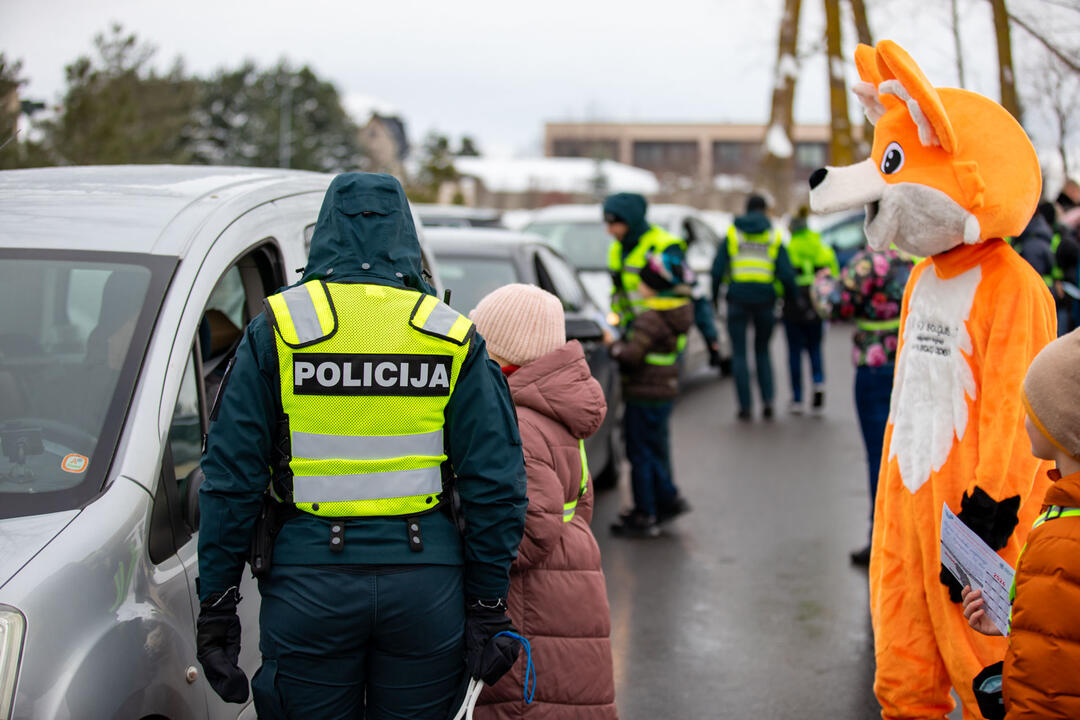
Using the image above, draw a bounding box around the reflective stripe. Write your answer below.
[281,284,325,344]
[292,429,443,461]
[423,301,461,336]
[645,333,686,366]
[292,466,443,503]
[856,318,901,331]
[1032,505,1080,530]
[563,439,590,522]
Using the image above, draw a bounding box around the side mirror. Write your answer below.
[565,318,605,343]
[183,467,204,532]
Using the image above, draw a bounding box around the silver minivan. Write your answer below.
[0,166,437,720]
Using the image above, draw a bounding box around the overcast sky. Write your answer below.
[1,0,1070,161]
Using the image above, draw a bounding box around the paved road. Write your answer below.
[592,324,890,719]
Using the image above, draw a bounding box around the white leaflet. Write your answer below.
[888,265,981,493]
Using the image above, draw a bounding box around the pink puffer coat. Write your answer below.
[475,340,618,719]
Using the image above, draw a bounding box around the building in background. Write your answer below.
[545,121,833,211]
[359,113,409,177]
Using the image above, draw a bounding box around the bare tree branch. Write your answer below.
[1007,9,1080,74]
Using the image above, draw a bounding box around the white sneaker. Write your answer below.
[789,400,804,415]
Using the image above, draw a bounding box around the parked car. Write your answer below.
[523,203,732,380]
[422,227,624,490]
[413,203,504,229]
[817,209,867,271]
[0,165,440,720]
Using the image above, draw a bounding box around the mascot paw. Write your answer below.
[973,661,1006,720]
[958,487,1020,551]
[939,563,965,603]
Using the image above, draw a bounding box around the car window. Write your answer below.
[524,221,611,270]
[435,256,519,315]
[168,351,202,488]
[534,248,586,312]
[822,219,867,251]
[0,251,173,519]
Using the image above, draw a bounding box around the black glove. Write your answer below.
[940,487,1022,602]
[196,586,249,703]
[464,598,521,686]
[972,661,1005,720]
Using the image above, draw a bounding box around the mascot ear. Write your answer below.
[853,43,891,124]
[855,43,882,84]
[874,40,958,154]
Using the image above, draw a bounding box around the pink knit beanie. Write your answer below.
[469,284,566,366]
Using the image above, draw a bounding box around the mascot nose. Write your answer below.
[809,168,828,189]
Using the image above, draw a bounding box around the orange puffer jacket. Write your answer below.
[475,340,618,720]
[1004,469,1080,719]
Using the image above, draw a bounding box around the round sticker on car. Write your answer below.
[61,454,89,473]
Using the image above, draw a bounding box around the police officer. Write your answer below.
[711,193,797,421]
[603,193,717,360]
[195,173,528,719]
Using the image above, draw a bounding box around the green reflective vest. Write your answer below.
[562,440,589,523]
[727,226,782,284]
[608,225,688,326]
[264,280,473,518]
[788,228,839,287]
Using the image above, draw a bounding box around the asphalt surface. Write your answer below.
[592,324,900,719]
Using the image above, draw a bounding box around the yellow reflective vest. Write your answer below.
[727,226,783,284]
[264,280,473,518]
[607,225,689,326]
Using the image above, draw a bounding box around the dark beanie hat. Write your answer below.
[746,193,768,213]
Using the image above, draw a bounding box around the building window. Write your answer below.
[795,143,827,170]
[713,141,755,173]
[551,139,618,160]
[632,141,699,176]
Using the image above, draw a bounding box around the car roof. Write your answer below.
[413,204,502,221]
[422,227,550,259]
[0,165,332,257]
[524,202,699,229]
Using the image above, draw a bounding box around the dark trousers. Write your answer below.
[854,363,894,541]
[783,319,824,402]
[253,563,465,720]
[624,400,678,517]
[728,300,776,412]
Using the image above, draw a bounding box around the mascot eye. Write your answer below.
[880,142,905,175]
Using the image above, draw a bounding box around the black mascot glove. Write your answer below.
[464,598,521,686]
[196,586,250,703]
[972,661,1006,720]
[940,488,1021,602]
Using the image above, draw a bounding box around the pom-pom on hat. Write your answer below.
[469,284,566,366]
[1023,327,1080,460]
[639,250,694,294]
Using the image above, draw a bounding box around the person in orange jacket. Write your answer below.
[962,327,1080,720]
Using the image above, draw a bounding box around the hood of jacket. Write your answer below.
[734,211,772,235]
[507,341,606,440]
[301,172,434,293]
[603,193,651,250]
[1045,469,1080,507]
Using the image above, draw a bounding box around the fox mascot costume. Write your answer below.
[811,41,1056,719]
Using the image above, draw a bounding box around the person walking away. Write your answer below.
[195,172,528,719]
[602,193,717,367]
[607,251,694,538]
[782,206,839,414]
[961,327,1080,720]
[812,247,915,565]
[469,284,618,720]
[711,193,797,420]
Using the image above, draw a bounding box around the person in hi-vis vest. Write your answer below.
[711,193,797,421]
[195,173,528,719]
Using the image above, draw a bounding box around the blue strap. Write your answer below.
[495,631,536,704]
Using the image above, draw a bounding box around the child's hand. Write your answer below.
[961,586,1003,636]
